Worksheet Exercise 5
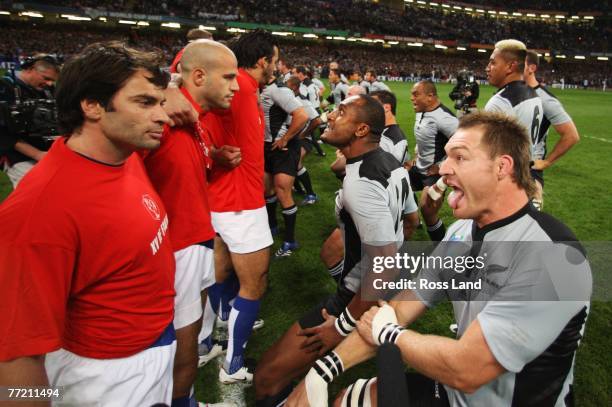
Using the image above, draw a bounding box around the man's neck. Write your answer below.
[244,68,261,86]
[525,75,539,88]
[183,82,210,113]
[385,113,397,126]
[66,125,131,165]
[475,185,529,228]
[499,74,523,88]
[425,101,441,113]
[341,140,378,160]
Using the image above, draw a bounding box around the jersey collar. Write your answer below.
[179,87,204,117]
[471,202,535,240]
[346,147,382,165]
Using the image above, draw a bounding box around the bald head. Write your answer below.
[347,85,366,97]
[179,40,239,111]
[180,40,236,75]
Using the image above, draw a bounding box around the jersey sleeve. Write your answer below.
[0,242,75,361]
[344,178,396,244]
[484,94,512,114]
[273,87,301,114]
[439,113,459,139]
[542,94,572,126]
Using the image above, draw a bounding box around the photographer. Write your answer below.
[449,69,479,118]
[0,55,59,188]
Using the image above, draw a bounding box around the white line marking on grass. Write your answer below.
[583,135,612,144]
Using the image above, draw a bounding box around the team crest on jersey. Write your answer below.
[142,194,161,221]
[449,233,464,241]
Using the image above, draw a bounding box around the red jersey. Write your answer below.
[0,138,175,361]
[204,69,266,212]
[169,47,185,74]
[144,87,215,251]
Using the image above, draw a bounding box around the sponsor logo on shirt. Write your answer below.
[150,215,169,255]
[142,194,161,221]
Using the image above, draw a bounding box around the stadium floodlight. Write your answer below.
[0,11,10,15]
[388,41,399,45]
[537,53,543,56]
[333,36,346,40]
[488,10,497,15]
[527,13,536,17]
[464,7,473,11]
[430,2,439,6]
[544,52,550,56]
[499,11,508,15]
[574,56,586,60]
[478,49,487,53]
[583,16,594,20]
[61,14,92,21]
[555,15,565,19]
[476,9,485,13]
[457,47,467,51]
[597,57,609,61]
[417,1,426,5]
[513,12,522,16]
[272,32,291,36]
[227,27,246,33]
[571,16,580,20]
[360,38,374,43]
[137,21,149,26]
[161,22,181,28]
[434,44,447,49]
[374,39,385,43]
[405,0,414,3]
[303,33,318,38]
[442,4,450,8]
[453,6,462,10]
[540,14,550,18]
[408,42,423,47]
[99,17,107,21]
[118,20,137,25]
[556,55,566,59]
[199,25,216,31]
[325,36,333,39]
[19,11,44,18]
[347,38,358,42]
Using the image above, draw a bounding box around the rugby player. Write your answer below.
[524,50,580,210]
[286,111,592,407]
[262,76,308,257]
[364,69,390,92]
[143,40,239,406]
[0,41,176,405]
[254,95,417,406]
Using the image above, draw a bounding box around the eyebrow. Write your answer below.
[129,94,163,103]
[447,145,469,153]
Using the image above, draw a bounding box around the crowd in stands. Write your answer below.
[26,0,610,53]
[0,23,609,87]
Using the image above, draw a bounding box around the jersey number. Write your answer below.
[394,178,410,233]
[530,105,541,145]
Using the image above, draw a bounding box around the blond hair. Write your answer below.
[495,39,527,73]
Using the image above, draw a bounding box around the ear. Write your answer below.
[383,103,391,114]
[354,123,370,138]
[257,55,268,69]
[192,67,206,86]
[497,154,514,180]
[80,99,103,121]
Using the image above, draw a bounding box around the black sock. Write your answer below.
[293,176,305,194]
[328,259,344,282]
[255,383,294,407]
[265,195,278,230]
[426,219,446,242]
[377,343,410,406]
[281,205,297,242]
[310,130,325,155]
[297,167,315,196]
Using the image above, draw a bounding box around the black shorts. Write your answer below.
[530,168,544,187]
[298,284,355,329]
[403,373,450,406]
[409,166,440,191]
[300,137,314,153]
[264,139,300,176]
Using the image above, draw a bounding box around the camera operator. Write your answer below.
[0,55,59,188]
[449,69,479,118]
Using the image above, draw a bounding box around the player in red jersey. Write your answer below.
[144,40,239,407]
[0,42,175,406]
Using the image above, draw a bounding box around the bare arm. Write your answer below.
[0,355,50,407]
[14,140,46,161]
[271,108,309,150]
[532,121,580,170]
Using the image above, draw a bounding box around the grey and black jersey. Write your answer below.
[360,80,371,93]
[328,82,350,106]
[380,124,409,164]
[369,80,390,92]
[485,80,543,158]
[414,104,458,174]
[533,85,573,160]
[262,82,301,142]
[336,148,416,292]
[282,72,292,83]
[415,204,592,407]
[277,96,319,139]
[300,78,320,109]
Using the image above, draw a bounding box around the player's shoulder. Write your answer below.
[500,81,539,107]
[535,84,559,100]
[444,219,473,241]
[382,125,407,145]
[435,103,457,118]
[350,148,401,189]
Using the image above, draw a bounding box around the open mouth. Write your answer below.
[447,185,465,210]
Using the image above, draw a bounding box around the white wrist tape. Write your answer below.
[428,177,447,201]
[334,308,356,336]
[305,368,329,407]
[371,303,400,345]
[376,323,406,345]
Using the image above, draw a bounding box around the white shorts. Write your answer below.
[5,160,35,188]
[45,336,176,406]
[211,206,273,254]
[174,243,215,329]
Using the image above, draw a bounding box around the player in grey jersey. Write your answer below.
[485,40,544,208]
[262,79,308,257]
[524,50,580,209]
[327,68,350,106]
[287,111,592,407]
[255,95,418,407]
[409,80,458,191]
[365,69,390,92]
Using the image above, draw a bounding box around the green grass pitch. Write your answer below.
[1,83,609,405]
